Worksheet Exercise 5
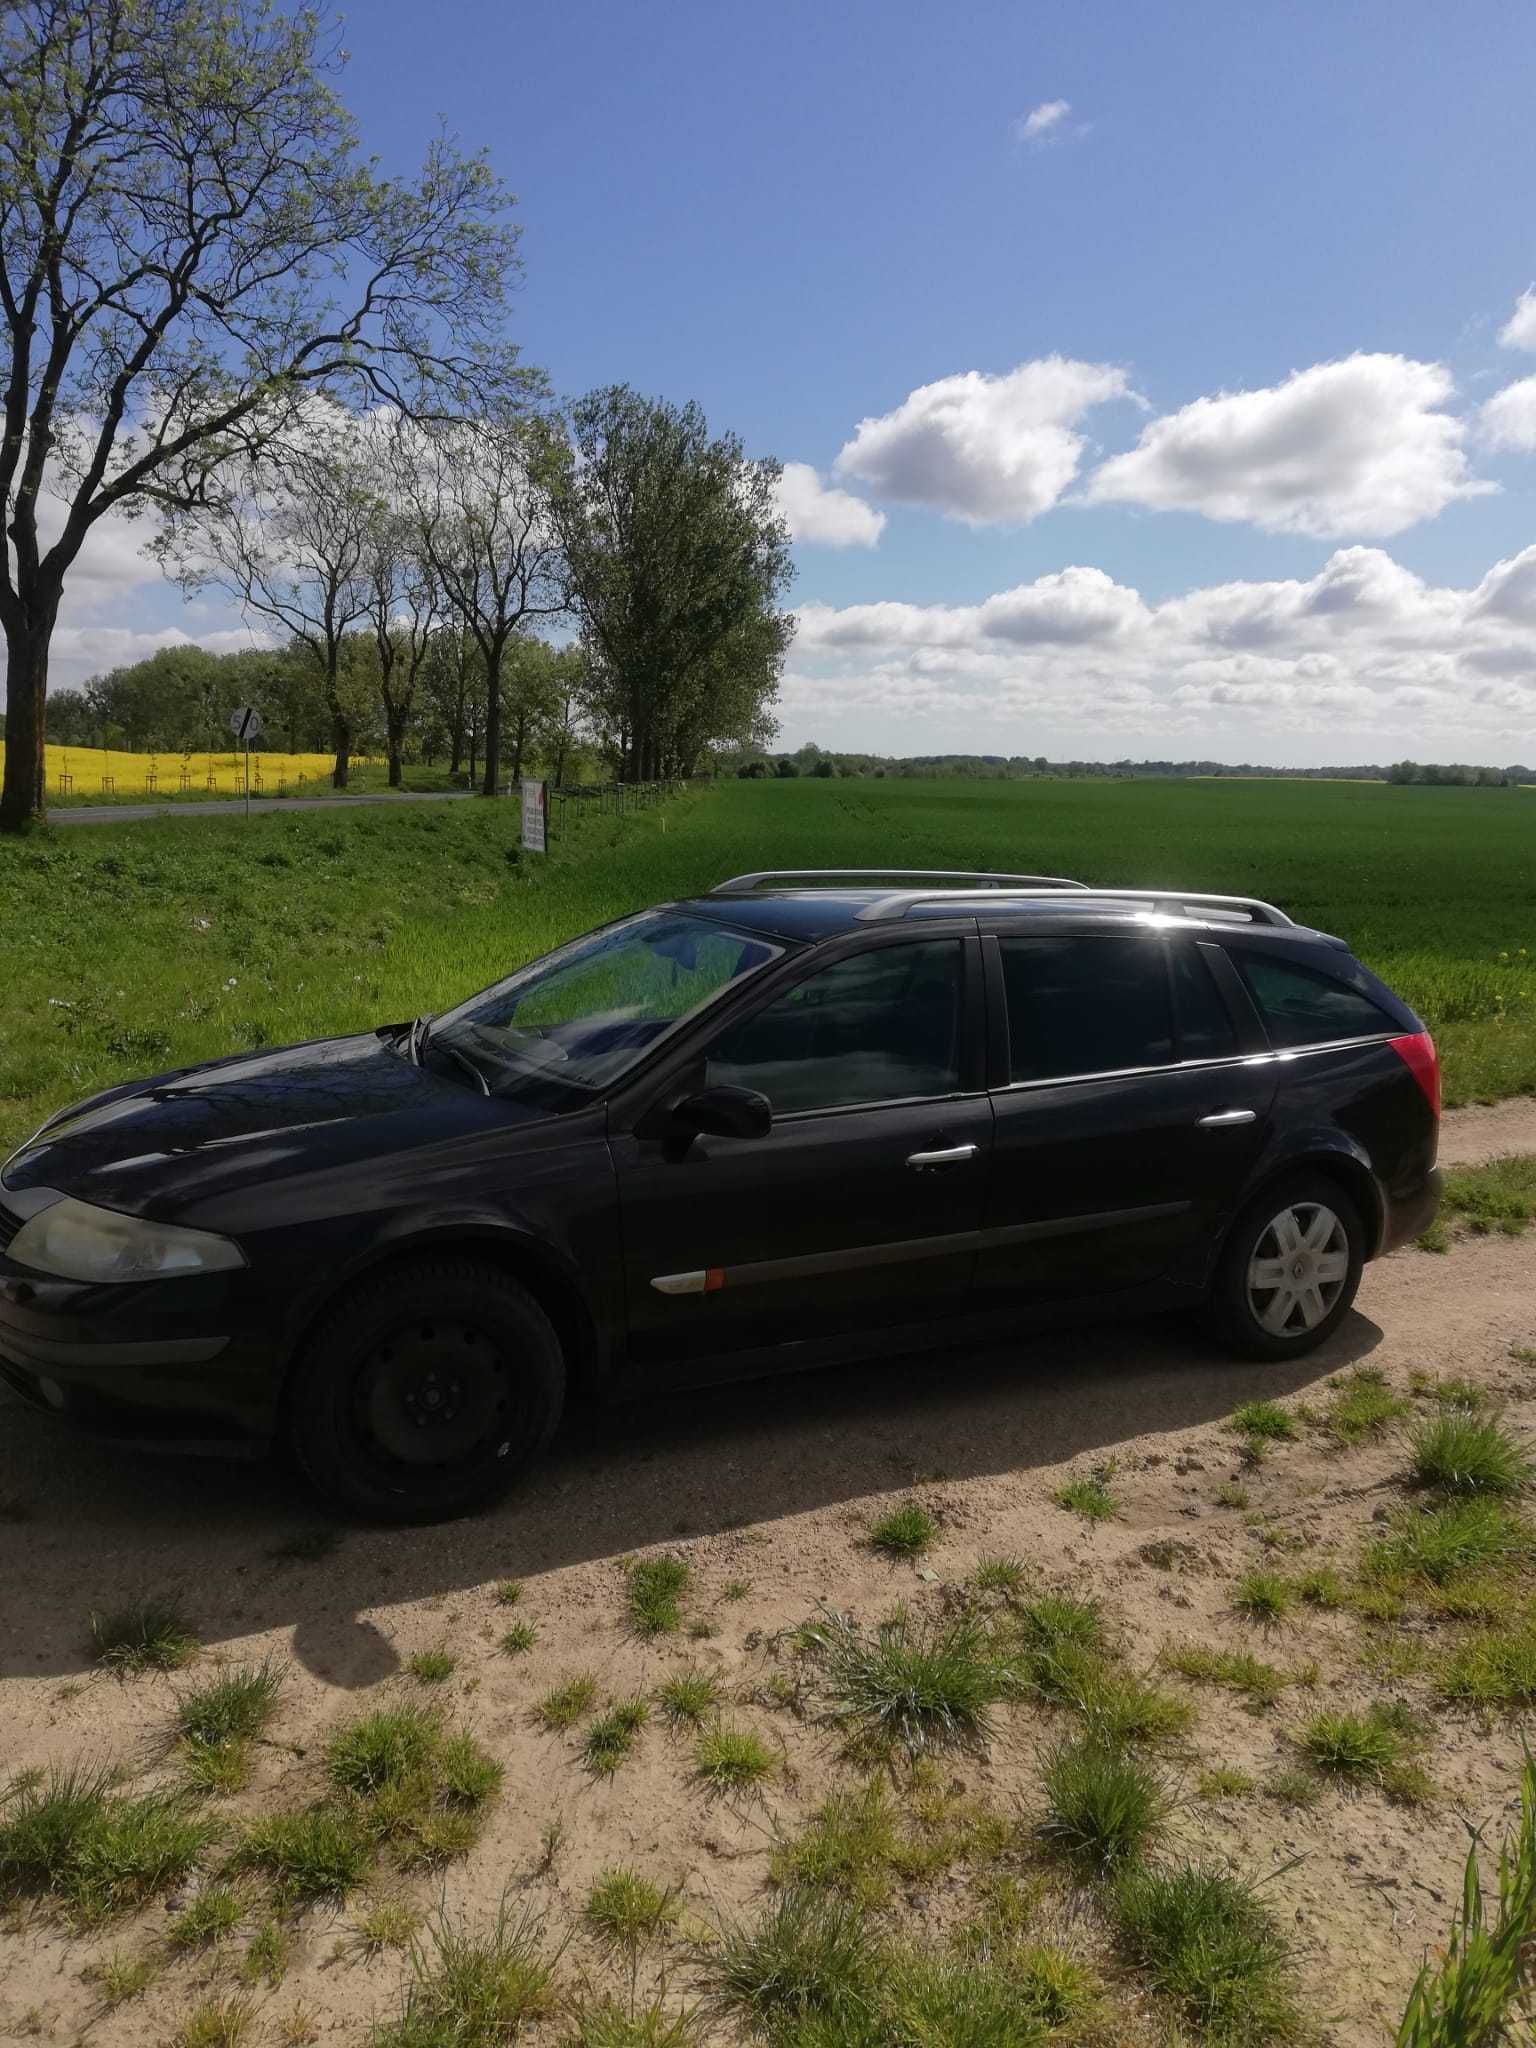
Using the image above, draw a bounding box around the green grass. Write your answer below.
[707,1889,874,2036]
[0,1765,217,1923]
[327,1705,441,1796]
[656,1669,723,1725]
[626,1556,692,1635]
[87,1950,158,2004]
[583,1698,651,1776]
[493,1580,524,1606]
[1395,1751,1536,2044]
[1439,1616,1536,1705]
[1230,1400,1299,1447]
[5,776,1536,1164]
[584,1867,680,1955]
[1199,1767,1256,1799]
[89,1597,199,1674]
[1324,1367,1412,1445]
[1052,1472,1119,1520]
[1232,1569,1295,1625]
[168,1886,242,1948]
[371,1903,557,2046]
[236,1805,372,1904]
[535,1675,599,1730]
[1159,1643,1297,1709]
[772,1774,1010,1908]
[795,1607,1013,1757]
[1365,1497,1526,1587]
[1440,1155,1536,1236]
[1037,1735,1167,1873]
[694,1722,776,1793]
[867,1500,939,1559]
[1410,1371,1489,1409]
[172,1994,256,2048]
[1298,1705,1432,1802]
[238,1917,290,1986]
[1116,1861,1301,2043]
[1410,1412,1532,1497]
[406,1649,456,1685]
[565,1998,702,2048]
[970,1555,1027,1594]
[1296,1565,1347,1610]
[498,1622,537,1656]
[174,1658,285,1792]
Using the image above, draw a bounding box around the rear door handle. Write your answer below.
[1198,1109,1257,1128]
[906,1143,980,1168]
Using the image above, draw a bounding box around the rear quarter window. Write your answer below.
[1237,951,1397,1049]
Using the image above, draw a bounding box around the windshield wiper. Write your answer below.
[408,1013,432,1066]
[436,1037,490,1097]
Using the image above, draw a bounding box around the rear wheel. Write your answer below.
[1205,1174,1365,1361]
[286,1259,565,1522]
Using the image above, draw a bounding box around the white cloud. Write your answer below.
[780,543,1536,758]
[773,463,885,547]
[1481,375,1536,451]
[835,358,1130,525]
[1086,354,1492,538]
[1016,99,1072,144]
[1499,287,1536,351]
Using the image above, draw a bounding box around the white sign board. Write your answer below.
[229,704,263,742]
[520,777,547,853]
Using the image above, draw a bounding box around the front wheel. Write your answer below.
[286,1259,566,1522]
[1204,1175,1365,1361]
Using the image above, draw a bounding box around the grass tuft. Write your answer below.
[970,1555,1027,1595]
[1116,1860,1301,2043]
[499,1622,537,1656]
[625,1555,691,1636]
[1325,1367,1410,1446]
[535,1675,599,1731]
[584,1867,680,1956]
[237,1805,371,1904]
[656,1669,723,1726]
[1410,1413,1532,1497]
[1160,1643,1294,1710]
[1298,1705,1432,1802]
[1231,1400,1299,1446]
[565,1997,702,2048]
[1441,1155,1536,1237]
[1052,1473,1118,1521]
[796,1607,1012,1757]
[175,1657,285,1793]
[89,1598,199,1674]
[1367,1498,1525,1587]
[583,1698,651,1776]
[173,1994,256,2048]
[1233,1569,1294,1625]
[493,1580,524,1606]
[407,1649,456,1685]
[1440,1617,1536,1707]
[371,1903,556,2046]
[868,1500,939,1560]
[169,1886,242,1948]
[0,1765,215,1923]
[694,1722,776,1794]
[708,1889,873,2036]
[1037,1735,1166,1873]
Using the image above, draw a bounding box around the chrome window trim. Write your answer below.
[991,1031,1401,1096]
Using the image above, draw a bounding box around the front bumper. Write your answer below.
[0,1256,285,1448]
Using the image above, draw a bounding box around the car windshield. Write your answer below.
[426,911,781,1106]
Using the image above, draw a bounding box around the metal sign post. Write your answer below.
[520,778,547,854]
[229,704,263,818]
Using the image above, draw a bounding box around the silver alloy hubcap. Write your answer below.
[1246,1201,1349,1336]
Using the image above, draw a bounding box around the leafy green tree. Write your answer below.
[551,388,793,782]
[0,0,521,832]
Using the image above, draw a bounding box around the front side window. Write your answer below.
[1000,936,1173,1083]
[431,912,780,1104]
[705,939,964,1114]
[1237,952,1396,1050]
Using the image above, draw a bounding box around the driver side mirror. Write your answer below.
[668,1084,773,1142]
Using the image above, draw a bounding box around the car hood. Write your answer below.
[1,1032,535,1221]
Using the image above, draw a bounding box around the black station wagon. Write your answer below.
[0,869,1442,1519]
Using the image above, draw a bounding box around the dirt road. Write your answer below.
[2,1100,1534,2045]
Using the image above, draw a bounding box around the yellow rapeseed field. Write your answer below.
[0,740,371,800]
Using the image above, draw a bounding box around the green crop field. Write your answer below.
[2,775,1533,1156]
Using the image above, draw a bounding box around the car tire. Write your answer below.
[1204,1173,1366,1361]
[286,1258,565,1522]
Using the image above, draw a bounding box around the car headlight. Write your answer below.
[7,1195,246,1284]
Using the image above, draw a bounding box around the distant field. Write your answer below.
[0,739,457,802]
[1,774,1533,1153]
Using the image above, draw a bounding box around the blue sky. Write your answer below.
[41,0,1536,762]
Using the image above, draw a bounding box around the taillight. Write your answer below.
[1390,1031,1441,1118]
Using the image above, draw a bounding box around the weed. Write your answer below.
[1053,1473,1118,1521]
[722,1579,752,1602]
[1366,1498,1525,1586]
[1410,1372,1488,1409]
[239,1918,290,1986]
[174,1995,256,2048]
[1441,1155,1536,1236]
[584,1698,651,1776]
[1410,1413,1532,1497]
[437,1729,504,1806]
[868,1500,939,1559]
[655,1669,722,1726]
[328,1705,440,1797]
[1199,1768,1255,1799]
[1116,1860,1301,2043]
[1038,1735,1167,1874]
[626,1556,691,1636]
[1036,1645,1194,1744]
[585,1868,680,1956]
[86,1951,157,2004]
[89,1598,198,1674]
[1215,1482,1251,1510]
[0,1766,216,1922]
[1299,1705,1431,1801]
[1325,1367,1410,1445]
[708,1889,874,2035]
[1231,1400,1299,1446]
[407,1649,456,1685]
[1440,1617,1536,1706]
[536,1675,599,1731]
[1160,1644,1292,1709]
[169,1886,242,1948]
[237,1806,372,1903]
[499,1622,538,1656]
[494,1580,524,1606]
[1233,1569,1294,1625]
[971,1556,1027,1594]
[1297,1565,1347,1610]
[348,1895,421,1958]
[694,1723,776,1794]
[796,1607,1011,1757]
[1014,1593,1106,1657]
[371,1903,556,2046]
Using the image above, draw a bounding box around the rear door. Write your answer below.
[612,931,993,1366]
[973,929,1277,1309]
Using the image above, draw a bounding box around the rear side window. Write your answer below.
[705,939,963,1112]
[1237,952,1396,1049]
[999,936,1173,1082]
[1172,945,1237,1060]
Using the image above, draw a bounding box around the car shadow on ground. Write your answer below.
[0,1308,1379,1683]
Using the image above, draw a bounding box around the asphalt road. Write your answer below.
[49,788,475,826]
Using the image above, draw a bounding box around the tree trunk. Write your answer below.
[468,730,478,785]
[481,655,501,797]
[330,711,351,789]
[387,712,405,787]
[0,609,56,833]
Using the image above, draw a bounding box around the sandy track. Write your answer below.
[1,1100,1534,2045]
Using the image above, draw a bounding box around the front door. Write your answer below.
[974,932,1277,1307]
[613,933,993,1367]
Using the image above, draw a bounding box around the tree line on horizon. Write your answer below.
[0,2,791,832]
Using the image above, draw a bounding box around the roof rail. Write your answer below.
[710,868,1091,895]
[857,887,1296,927]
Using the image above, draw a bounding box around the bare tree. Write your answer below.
[361,439,438,786]
[0,0,523,831]
[412,413,568,795]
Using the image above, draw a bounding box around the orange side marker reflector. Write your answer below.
[704,1267,726,1292]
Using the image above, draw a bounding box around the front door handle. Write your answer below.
[1198,1109,1257,1128]
[906,1143,980,1168]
